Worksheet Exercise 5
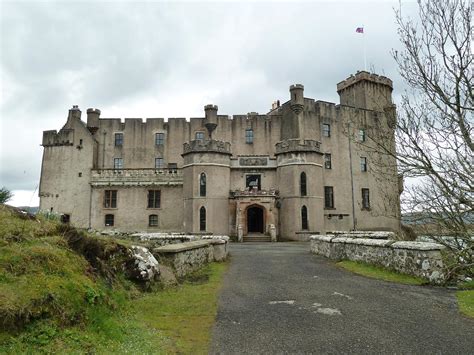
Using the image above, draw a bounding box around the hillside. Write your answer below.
[0,205,227,353]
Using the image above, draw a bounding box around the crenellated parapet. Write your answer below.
[182,139,232,156]
[42,129,74,147]
[336,71,393,92]
[275,139,321,155]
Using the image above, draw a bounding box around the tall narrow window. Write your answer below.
[199,206,206,231]
[301,206,308,230]
[195,132,204,141]
[104,190,117,208]
[359,129,366,142]
[324,186,334,208]
[322,123,331,137]
[362,188,370,209]
[199,173,206,196]
[245,129,254,144]
[149,214,158,227]
[105,214,114,226]
[325,153,332,169]
[114,133,123,146]
[155,158,164,169]
[114,158,123,169]
[300,172,307,196]
[155,132,165,146]
[360,157,368,172]
[147,190,161,208]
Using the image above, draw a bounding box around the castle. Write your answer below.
[39,71,402,240]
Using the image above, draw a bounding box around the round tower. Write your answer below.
[86,108,101,128]
[276,139,324,240]
[289,84,304,114]
[204,104,218,139]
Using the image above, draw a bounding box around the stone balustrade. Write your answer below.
[90,168,183,187]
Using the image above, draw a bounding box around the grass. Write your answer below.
[456,290,474,318]
[336,260,426,285]
[0,205,229,353]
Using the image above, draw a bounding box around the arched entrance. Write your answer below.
[247,205,264,233]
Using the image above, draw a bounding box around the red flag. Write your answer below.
[356,27,364,33]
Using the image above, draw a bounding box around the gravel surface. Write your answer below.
[210,242,474,354]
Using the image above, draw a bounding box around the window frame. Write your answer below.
[155,157,164,169]
[199,173,206,197]
[362,188,370,209]
[324,186,334,209]
[245,174,261,190]
[195,131,205,141]
[155,132,165,146]
[324,153,332,169]
[104,190,117,208]
[114,133,123,147]
[360,157,368,172]
[149,214,158,227]
[147,190,161,209]
[199,206,206,231]
[104,214,114,226]
[301,205,308,230]
[245,129,254,144]
[359,128,366,142]
[322,123,331,137]
[300,172,307,196]
[113,158,123,169]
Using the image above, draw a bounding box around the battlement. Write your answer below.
[275,139,321,155]
[337,71,393,93]
[182,139,232,156]
[42,129,74,147]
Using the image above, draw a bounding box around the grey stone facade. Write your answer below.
[39,71,401,240]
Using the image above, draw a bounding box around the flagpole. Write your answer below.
[363,24,367,71]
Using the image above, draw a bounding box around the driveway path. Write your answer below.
[210,242,473,354]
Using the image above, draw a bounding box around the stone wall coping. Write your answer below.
[154,240,212,253]
[331,237,354,243]
[204,239,226,245]
[391,241,445,251]
[343,238,394,247]
[202,236,230,242]
[310,235,334,242]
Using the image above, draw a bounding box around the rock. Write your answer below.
[127,245,160,282]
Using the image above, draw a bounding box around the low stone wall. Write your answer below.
[310,235,446,284]
[153,239,228,277]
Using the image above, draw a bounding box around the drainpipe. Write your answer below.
[348,122,357,231]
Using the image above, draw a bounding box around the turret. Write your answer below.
[204,104,218,138]
[289,84,304,114]
[86,108,101,128]
[337,71,393,111]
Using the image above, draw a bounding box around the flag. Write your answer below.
[356,27,364,33]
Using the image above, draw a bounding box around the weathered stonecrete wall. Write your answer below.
[310,235,446,284]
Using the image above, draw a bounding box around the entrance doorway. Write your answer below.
[247,206,264,233]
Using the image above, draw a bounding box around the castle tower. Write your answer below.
[276,139,324,240]
[337,71,393,111]
[182,105,232,235]
[86,108,101,131]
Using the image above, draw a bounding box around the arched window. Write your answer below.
[149,214,158,227]
[199,173,206,196]
[300,172,307,196]
[301,206,308,230]
[199,207,206,231]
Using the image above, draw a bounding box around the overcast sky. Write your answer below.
[0,0,417,206]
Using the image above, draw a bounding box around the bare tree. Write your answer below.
[391,0,473,280]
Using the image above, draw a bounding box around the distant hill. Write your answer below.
[16,206,39,214]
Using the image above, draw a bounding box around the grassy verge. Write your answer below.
[0,205,229,353]
[456,280,474,318]
[336,260,426,285]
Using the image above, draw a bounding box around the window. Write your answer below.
[360,157,368,172]
[300,172,307,196]
[199,173,206,196]
[324,154,332,169]
[246,174,261,190]
[155,158,164,169]
[322,123,331,137]
[115,133,123,146]
[245,129,254,144]
[155,132,165,146]
[324,186,334,208]
[359,129,366,142]
[149,214,158,227]
[199,206,206,231]
[104,190,117,208]
[114,158,123,169]
[301,206,308,230]
[148,190,161,208]
[362,188,370,209]
[105,214,114,226]
[168,163,177,173]
[195,132,204,141]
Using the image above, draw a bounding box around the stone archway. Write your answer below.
[246,205,265,234]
